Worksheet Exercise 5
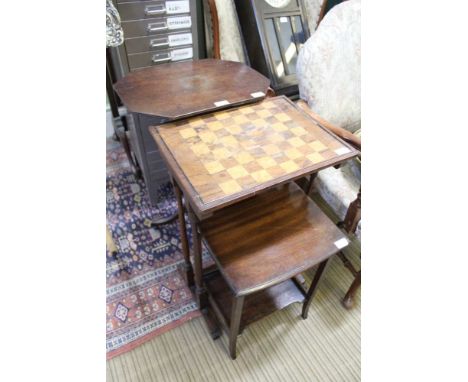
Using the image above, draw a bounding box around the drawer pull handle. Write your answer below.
[147,22,168,32]
[150,38,169,48]
[152,55,171,63]
[145,5,166,16]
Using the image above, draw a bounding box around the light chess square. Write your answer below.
[157,96,353,205]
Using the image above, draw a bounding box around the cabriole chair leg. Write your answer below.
[342,271,361,309]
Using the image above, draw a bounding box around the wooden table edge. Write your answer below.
[151,128,206,218]
[122,95,268,121]
[150,95,361,219]
[200,231,347,297]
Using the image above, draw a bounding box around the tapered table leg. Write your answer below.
[185,205,220,338]
[172,180,194,288]
[229,296,244,360]
[302,259,330,319]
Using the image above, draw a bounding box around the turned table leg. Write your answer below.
[302,259,330,319]
[187,206,209,310]
[186,205,220,339]
[229,295,245,360]
[172,180,194,288]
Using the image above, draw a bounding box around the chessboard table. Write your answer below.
[150,95,360,331]
[151,96,359,218]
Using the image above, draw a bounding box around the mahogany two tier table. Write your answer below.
[150,95,360,337]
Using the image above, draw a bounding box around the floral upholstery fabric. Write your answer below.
[315,158,360,217]
[296,0,361,239]
[213,0,246,62]
[303,0,326,33]
[297,0,361,133]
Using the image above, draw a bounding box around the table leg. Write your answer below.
[186,205,220,338]
[305,172,318,196]
[186,206,208,310]
[172,180,194,288]
[302,258,330,319]
[229,295,244,360]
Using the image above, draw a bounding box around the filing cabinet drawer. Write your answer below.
[121,15,192,38]
[117,0,190,21]
[128,47,193,70]
[124,32,193,54]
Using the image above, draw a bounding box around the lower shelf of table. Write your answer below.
[204,271,306,333]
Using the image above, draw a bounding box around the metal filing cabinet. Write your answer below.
[109,0,205,205]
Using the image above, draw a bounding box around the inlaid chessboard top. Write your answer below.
[151,96,359,216]
[113,59,270,119]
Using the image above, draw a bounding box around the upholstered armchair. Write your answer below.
[203,0,327,62]
[296,0,361,308]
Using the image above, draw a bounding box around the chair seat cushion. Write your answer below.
[314,159,361,240]
[200,182,347,296]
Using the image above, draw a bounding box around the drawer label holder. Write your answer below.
[166,1,190,14]
[168,32,193,47]
[151,47,193,64]
[170,47,193,61]
[167,15,192,30]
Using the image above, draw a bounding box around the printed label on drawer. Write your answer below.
[166,1,190,14]
[168,33,193,47]
[171,47,193,61]
[167,15,192,30]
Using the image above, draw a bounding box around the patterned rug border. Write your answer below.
[106,138,207,359]
[107,309,201,360]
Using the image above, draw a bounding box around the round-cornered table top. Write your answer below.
[113,59,271,120]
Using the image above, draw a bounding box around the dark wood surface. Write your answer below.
[113,59,270,120]
[205,271,305,333]
[200,182,347,296]
[152,96,359,218]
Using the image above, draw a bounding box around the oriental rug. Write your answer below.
[106,138,212,359]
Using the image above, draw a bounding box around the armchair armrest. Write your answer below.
[296,99,361,151]
[204,0,221,59]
